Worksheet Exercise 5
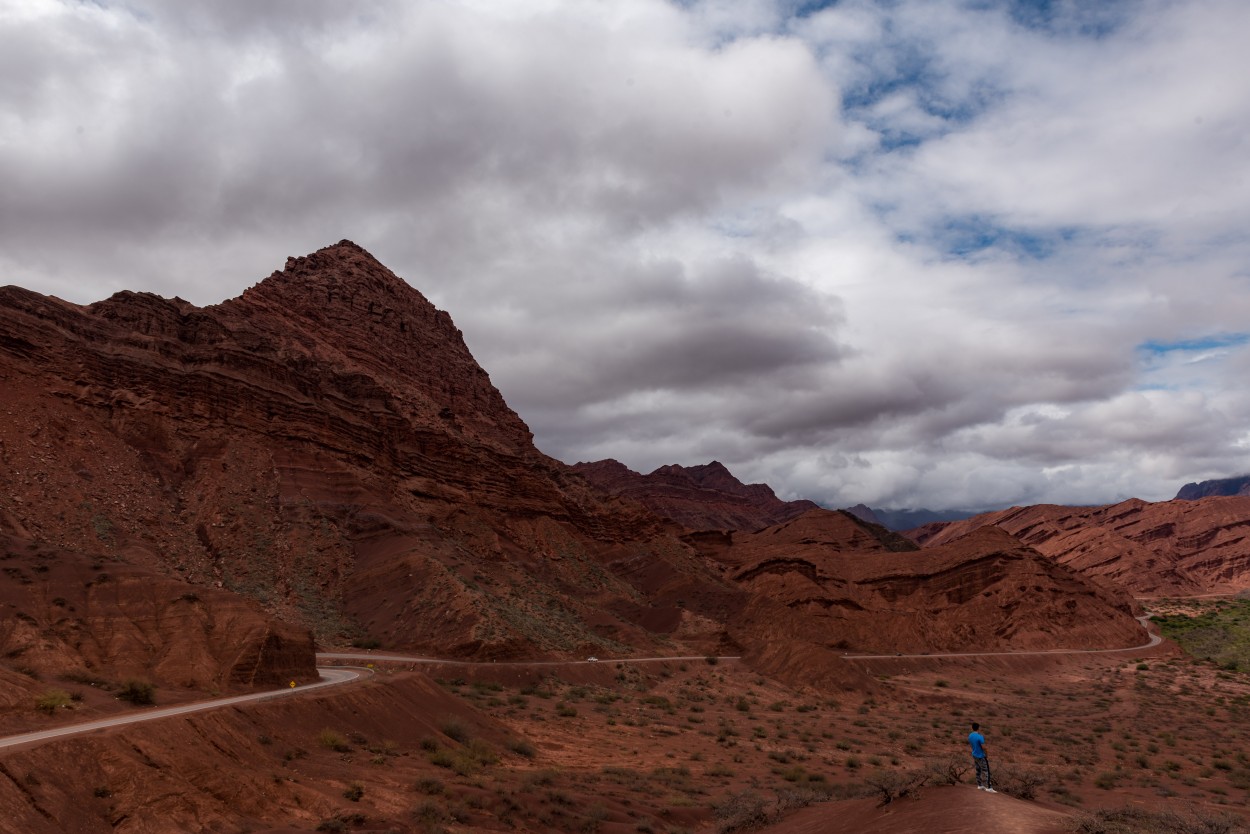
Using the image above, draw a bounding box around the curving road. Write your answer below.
[0,619,1163,752]
[0,656,735,752]
[841,615,1162,660]
[0,667,363,752]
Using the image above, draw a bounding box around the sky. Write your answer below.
[3,0,1250,512]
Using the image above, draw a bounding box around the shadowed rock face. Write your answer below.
[573,459,821,532]
[908,497,1250,595]
[0,534,314,690]
[0,241,1142,679]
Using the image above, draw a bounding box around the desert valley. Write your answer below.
[2,242,1249,834]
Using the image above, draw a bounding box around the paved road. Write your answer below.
[0,667,362,752]
[842,615,1162,660]
[317,652,740,666]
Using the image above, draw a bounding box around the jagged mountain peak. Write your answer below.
[239,239,437,318]
[574,458,820,532]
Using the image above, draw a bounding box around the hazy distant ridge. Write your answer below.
[1176,476,1250,500]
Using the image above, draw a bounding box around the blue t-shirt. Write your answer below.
[969,731,986,759]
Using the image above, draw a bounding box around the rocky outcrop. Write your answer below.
[909,497,1250,595]
[701,511,1139,653]
[573,459,820,532]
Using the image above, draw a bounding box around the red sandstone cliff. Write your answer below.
[908,497,1250,595]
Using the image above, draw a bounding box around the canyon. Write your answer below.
[0,241,1245,833]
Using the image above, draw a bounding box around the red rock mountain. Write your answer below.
[908,497,1250,595]
[573,459,820,532]
[0,241,1144,694]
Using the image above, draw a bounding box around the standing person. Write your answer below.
[969,722,995,793]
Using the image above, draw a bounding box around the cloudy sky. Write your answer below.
[4,0,1250,511]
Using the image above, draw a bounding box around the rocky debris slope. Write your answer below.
[909,497,1250,595]
[573,459,820,532]
[0,533,314,694]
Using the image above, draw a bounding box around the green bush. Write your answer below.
[318,729,351,752]
[35,689,72,714]
[439,717,470,743]
[117,679,155,705]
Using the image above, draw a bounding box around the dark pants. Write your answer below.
[973,755,991,788]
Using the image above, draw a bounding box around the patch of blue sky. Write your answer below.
[995,0,1132,39]
[1134,335,1248,392]
[1138,333,1250,357]
[790,0,844,18]
[934,216,1076,261]
[838,49,1004,140]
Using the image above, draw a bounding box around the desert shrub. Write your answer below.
[342,782,364,802]
[1070,806,1245,834]
[507,738,536,758]
[464,738,498,766]
[438,717,470,743]
[995,765,1049,800]
[318,729,351,752]
[864,767,930,806]
[556,703,578,718]
[1092,771,1120,790]
[414,777,445,795]
[117,679,155,705]
[774,786,832,811]
[926,754,970,785]
[412,800,446,823]
[35,689,72,714]
[714,790,771,833]
[581,804,609,833]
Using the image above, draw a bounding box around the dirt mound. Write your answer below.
[762,785,1071,834]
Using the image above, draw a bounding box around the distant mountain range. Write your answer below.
[1176,475,1250,500]
[842,504,983,531]
[846,472,1250,530]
